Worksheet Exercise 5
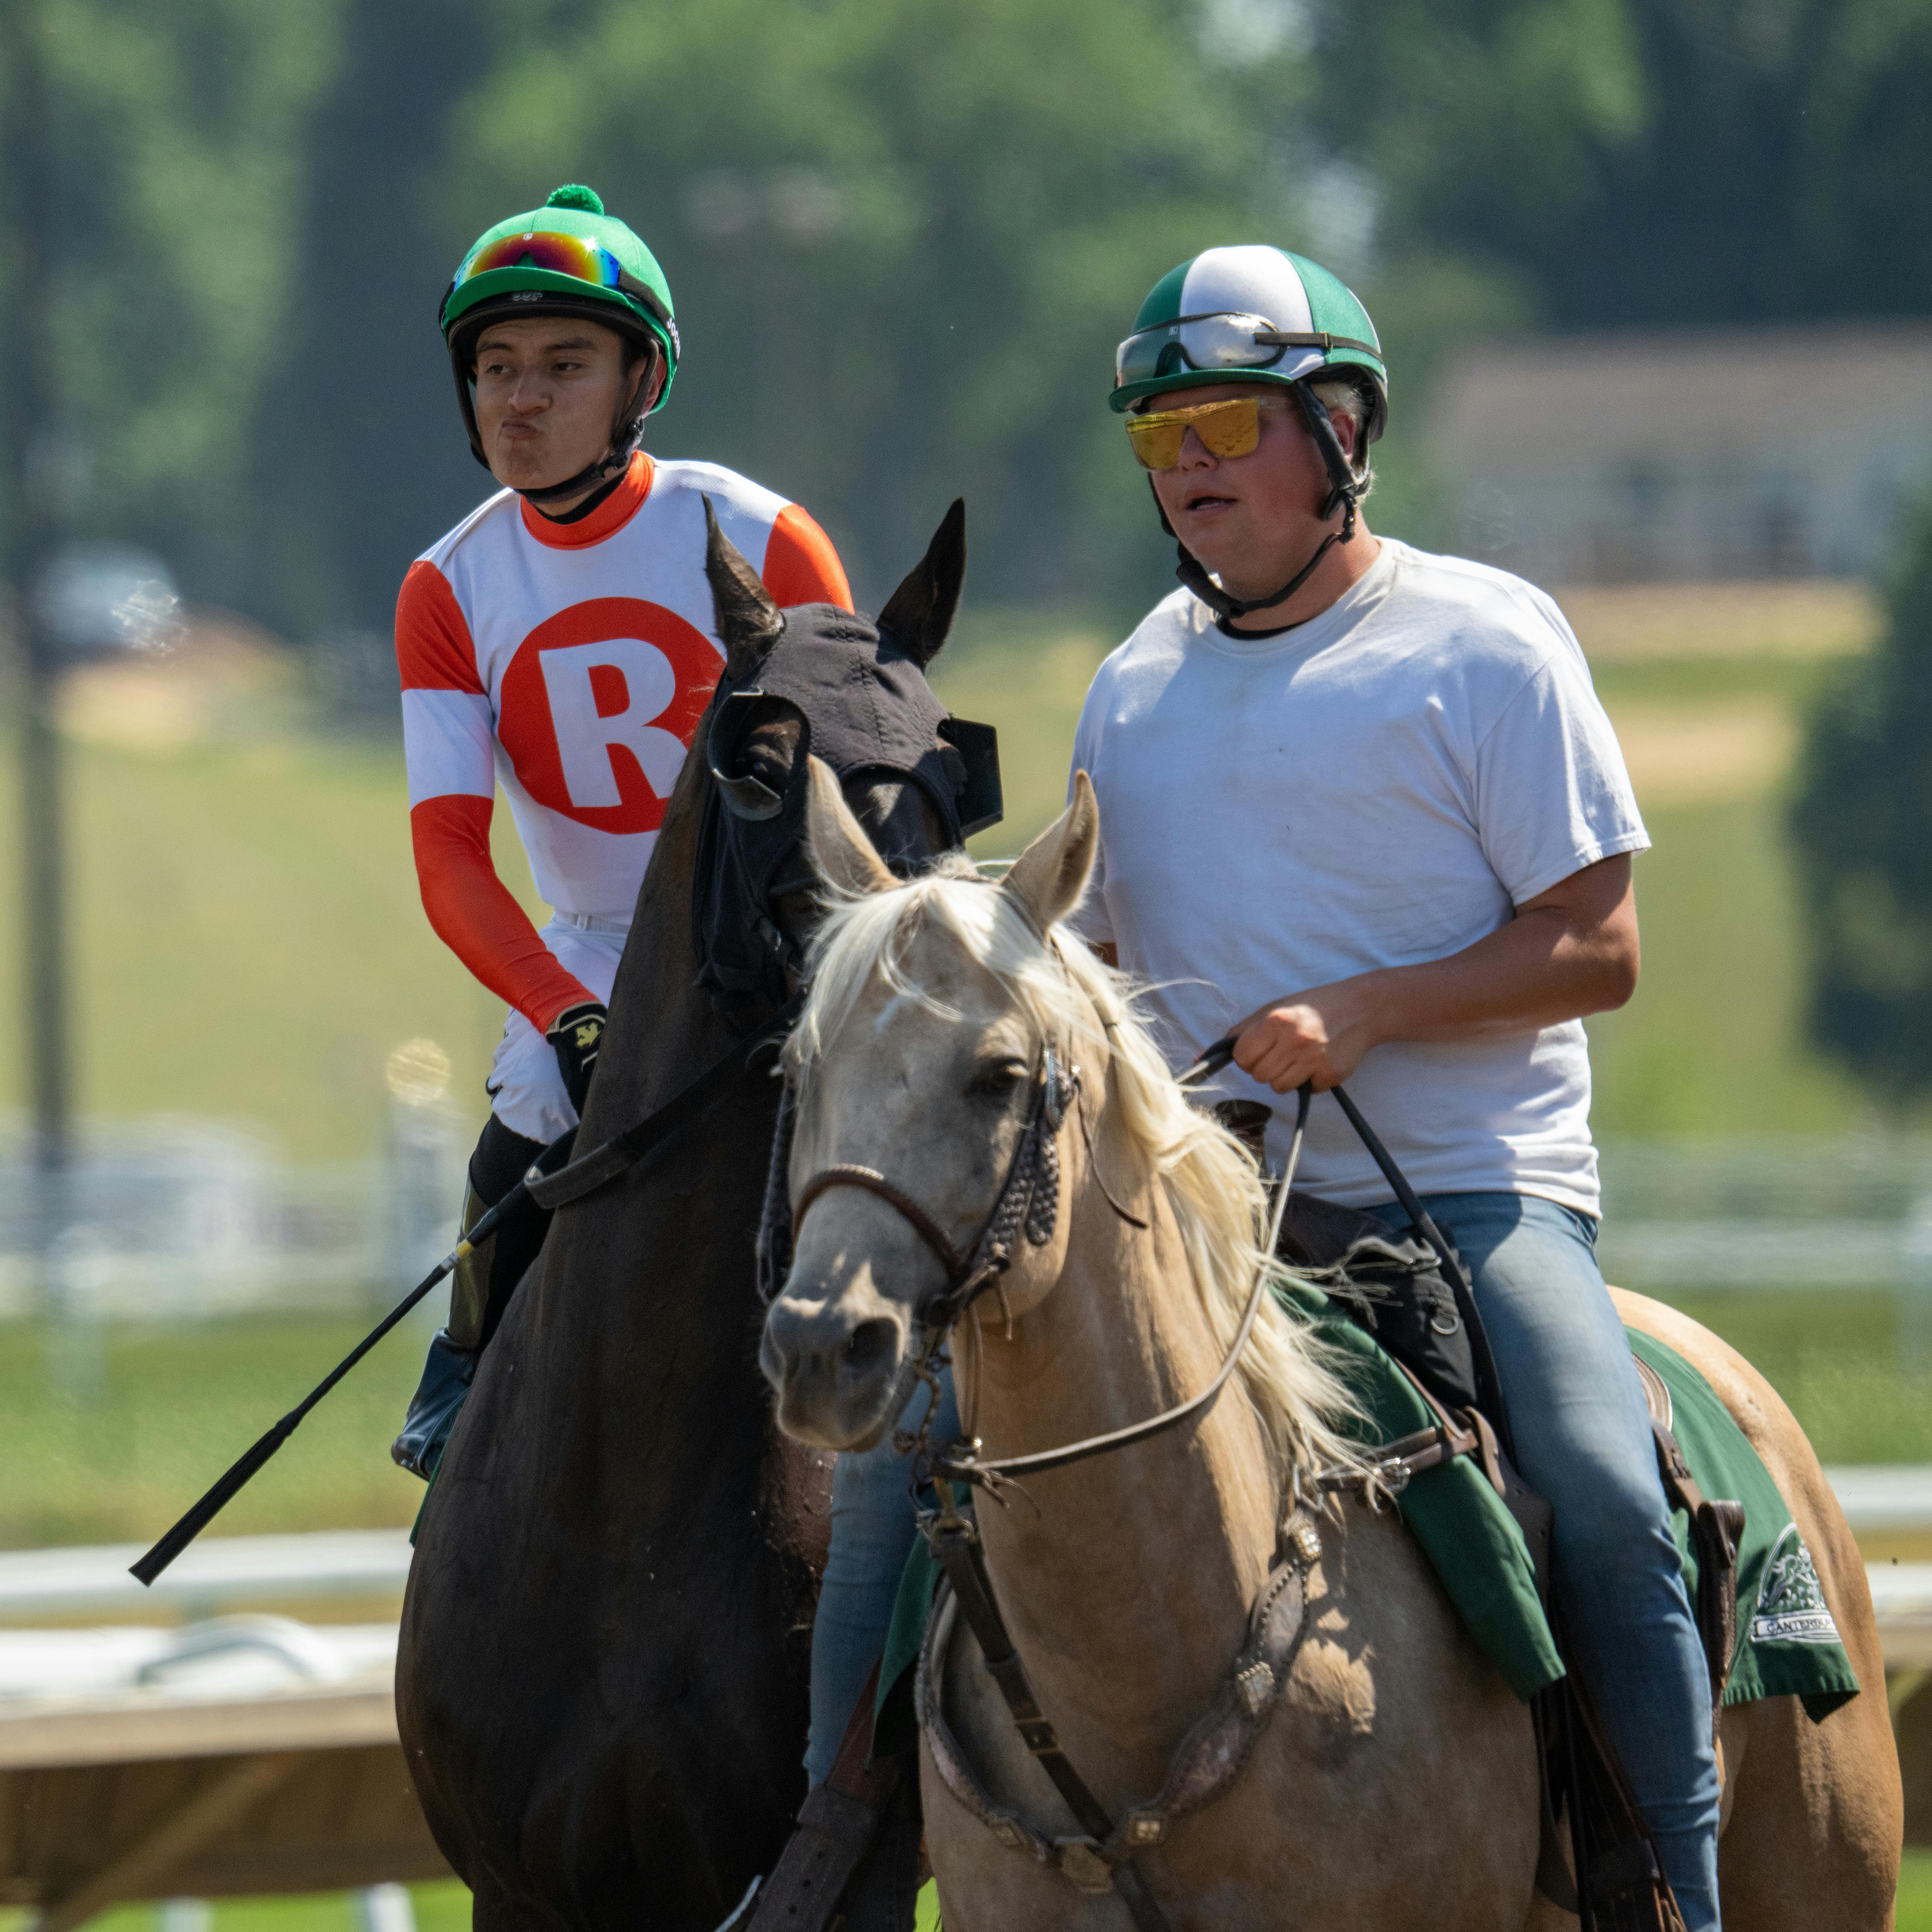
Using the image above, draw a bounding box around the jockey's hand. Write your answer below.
[1230,979,1380,1094]
[546,1001,608,1117]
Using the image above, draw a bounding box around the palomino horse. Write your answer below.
[398,505,986,1929]
[761,770,1901,1930]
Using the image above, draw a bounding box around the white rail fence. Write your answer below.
[0,1128,1929,1325]
[0,1104,470,1326]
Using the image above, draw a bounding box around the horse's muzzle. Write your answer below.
[759,1273,912,1452]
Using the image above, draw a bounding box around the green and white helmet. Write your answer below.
[1111,244,1386,439]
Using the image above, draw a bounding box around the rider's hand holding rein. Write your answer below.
[1231,853,1640,1095]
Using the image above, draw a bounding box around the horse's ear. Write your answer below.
[876,498,965,669]
[1001,770,1098,934]
[804,757,896,898]
[704,495,785,680]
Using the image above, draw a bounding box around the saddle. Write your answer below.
[1229,1098,1740,1932]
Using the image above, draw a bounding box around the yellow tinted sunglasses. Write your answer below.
[1124,394,1288,471]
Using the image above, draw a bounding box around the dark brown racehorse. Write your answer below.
[397,507,976,1929]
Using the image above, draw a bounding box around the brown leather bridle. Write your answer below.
[764,1042,1073,1332]
[761,1038,1307,1494]
[758,1034,1493,1932]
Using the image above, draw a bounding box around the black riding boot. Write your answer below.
[390,1115,551,1480]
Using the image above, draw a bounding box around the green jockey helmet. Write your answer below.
[440,184,680,493]
[1111,244,1386,442]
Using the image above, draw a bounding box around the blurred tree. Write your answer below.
[22,0,349,594]
[1789,501,1932,1100]
[239,0,498,648]
[1305,0,1932,328]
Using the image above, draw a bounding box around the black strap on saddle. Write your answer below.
[1198,1050,1698,1932]
[732,1659,922,1932]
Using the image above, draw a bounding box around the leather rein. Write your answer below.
[775,1034,1484,1504]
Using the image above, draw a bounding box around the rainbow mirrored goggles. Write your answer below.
[452,229,673,326]
[1124,394,1291,470]
[1115,311,1379,389]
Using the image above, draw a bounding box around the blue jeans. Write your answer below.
[1367,1191,1720,1932]
[805,1372,959,1786]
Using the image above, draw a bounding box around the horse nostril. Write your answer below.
[843,1319,895,1377]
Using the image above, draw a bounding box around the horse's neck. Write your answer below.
[962,1089,1283,1770]
[524,756,753,1365]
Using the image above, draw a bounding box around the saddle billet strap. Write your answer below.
[1314,1418,1475,1493]
[1557,1660,1692,1932]
[527,1016,792,1214]
[1357,1358,1557,1592]
[1647,1416,1746,1707]
[917,1510,1324,1912]
[742,1658,903,1932]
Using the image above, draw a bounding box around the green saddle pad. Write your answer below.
[1628,1328,1859,1715]
[877,1283,1859,1719]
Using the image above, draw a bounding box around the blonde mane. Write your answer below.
[788,860,1371,1484]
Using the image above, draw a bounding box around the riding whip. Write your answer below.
[127,1128,577,1588]
[130,1011,794,1587]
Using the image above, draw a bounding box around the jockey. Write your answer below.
[390,185,851,1478]
[1066,245,1719,1927]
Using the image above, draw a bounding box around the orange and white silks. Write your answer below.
[396,452,850,1033]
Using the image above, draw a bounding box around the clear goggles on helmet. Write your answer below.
[453,229,674,329]
[1114,311,1378,389]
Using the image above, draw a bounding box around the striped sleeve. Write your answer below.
[762,503,853,610]
[396,560,591,1032]
[397,561,494,804]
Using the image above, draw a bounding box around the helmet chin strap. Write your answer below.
[1162,380,1365,625]
[513,414,644,507]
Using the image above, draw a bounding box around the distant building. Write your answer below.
[1431,324,1932,584]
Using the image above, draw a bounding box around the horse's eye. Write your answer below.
[967,1059,1027,1099]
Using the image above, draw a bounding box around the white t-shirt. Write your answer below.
[1067,539,1648,1216]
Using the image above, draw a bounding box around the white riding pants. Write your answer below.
[485,913,629,1143]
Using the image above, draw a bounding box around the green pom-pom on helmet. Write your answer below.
[1110,244,1386,439]
[440,185,680,492]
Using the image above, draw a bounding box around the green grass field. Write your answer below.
[2,586,1926,1540]
[2,1288,1924,1555]
[0,729,539,1161]
[0,583,1883,1152]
